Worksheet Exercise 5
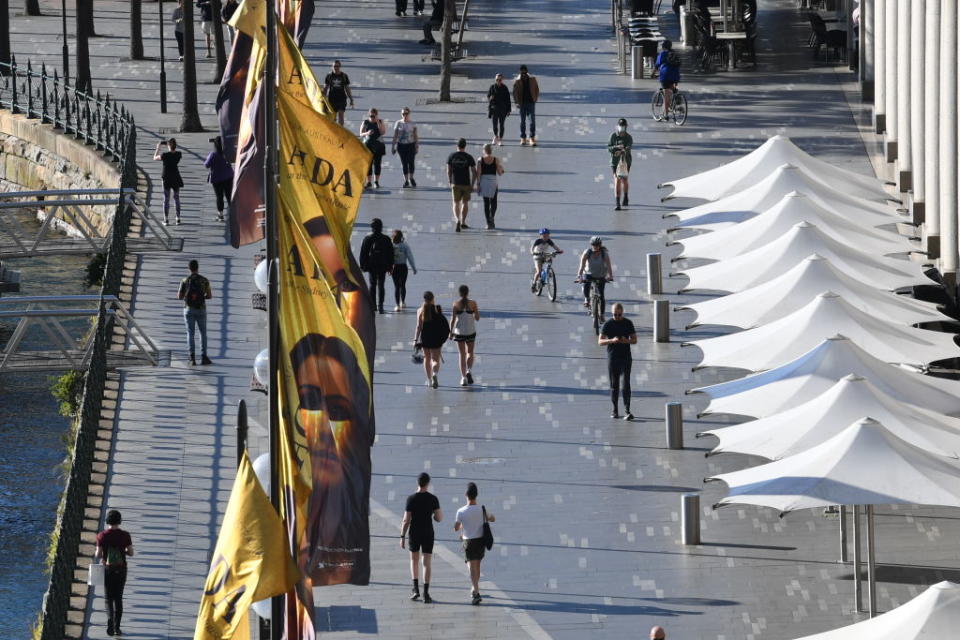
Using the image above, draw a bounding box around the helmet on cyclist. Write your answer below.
[539,228,550,235]
[662,39,673,51]
[590,236,603,246]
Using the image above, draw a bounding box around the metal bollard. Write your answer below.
[632,46,644,79]
[654,299,670,342]
[647,253,663,295]
[665,402,683,449]
[682,493,701,545]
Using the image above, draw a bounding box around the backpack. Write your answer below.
[367,234,394,271]
[184,274,206,309]
[665,50,681,69]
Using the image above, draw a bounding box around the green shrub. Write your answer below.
[50,369,86,418]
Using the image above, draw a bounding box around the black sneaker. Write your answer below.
[615,203,622,211]
[423,594,433,603]
[403,180,410,188]
[623,412,634,421]
[189,355,196,366]
[410,589,421,601]
[611,410,620,419]
[201,355,213,365]
[622,194,629,206]
[472,592,482,605]
[107,621,114,636]
[465,372,474,385]
[461,223,470,229]
[410,178,417,187]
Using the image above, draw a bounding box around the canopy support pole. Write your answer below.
[853,504,863,612]
[839,505,848,563]
[867,505,877,617]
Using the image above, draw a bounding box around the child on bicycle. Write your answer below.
[655,39,681,121]
[531,228,562,291]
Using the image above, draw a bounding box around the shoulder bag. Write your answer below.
[481,505,494,550]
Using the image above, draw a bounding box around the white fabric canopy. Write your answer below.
[676,222,931,293]
[792,581,960,640]
[687,292,958,371]
[681,254,950,329]
[660,135,895,204]
[673,192,913,261]
[692,336,960,419]
[709,418,960,513]
[701,374,960,460]
[667,164,904,232]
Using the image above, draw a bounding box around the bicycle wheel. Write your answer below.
[650,90,665,121]
[592,293,602,335]
[673,93,688,126]
[548,269,557,302]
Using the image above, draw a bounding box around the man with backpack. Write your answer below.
[655,39,682,121]
[359,218,394,315]
[177,259,213,365]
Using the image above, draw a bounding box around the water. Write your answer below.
[0,213,92,637]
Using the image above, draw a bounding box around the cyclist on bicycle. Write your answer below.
[576,236,614,318]
[655,39,681,121]
[531,228,563,291]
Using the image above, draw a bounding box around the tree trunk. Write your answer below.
[24,0,40,16]
[75,0,92,91]
[130,0,144,60]
[0,0,10,72]
[210,0,227,81]
[180,0,204,131]
[83,0,96,37]
[438,0,454,101]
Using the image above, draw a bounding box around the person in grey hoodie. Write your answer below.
[392,229,417,311]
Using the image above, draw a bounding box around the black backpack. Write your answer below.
[368,235,394,271]
[665,50,681,69]
[184,274,206,309]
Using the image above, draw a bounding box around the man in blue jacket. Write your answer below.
[655,39,681,121]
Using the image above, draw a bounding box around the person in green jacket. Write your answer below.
[607,117,633,210]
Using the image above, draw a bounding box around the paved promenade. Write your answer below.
[8,1,960,639]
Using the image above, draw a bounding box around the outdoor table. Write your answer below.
[716,31,748,70]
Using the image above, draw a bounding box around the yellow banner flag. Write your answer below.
[193,453,299,640]
[229,0,268,46]
[278,23,334,118]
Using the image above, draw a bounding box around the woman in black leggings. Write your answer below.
[360,108,387,188]
[392,107,420,188]
[487,73,512,145]
[391,229,417,311]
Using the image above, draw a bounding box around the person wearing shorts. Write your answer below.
[401,472,442,603]
[450,285,479,386]
[323,60,354,125]
[447,138,477,232]
[455,482,495,605]
[655,39,681,119]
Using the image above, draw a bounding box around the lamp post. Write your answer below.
[61,0,69,84]
[159,0,168,113]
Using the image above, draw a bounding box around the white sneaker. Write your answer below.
[394,305,401,312]
[461,377,468,386]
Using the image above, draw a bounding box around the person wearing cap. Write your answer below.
[530,228,563,291]
[608,118,633,211]
[576,236,614,315]
[512,64,540,146]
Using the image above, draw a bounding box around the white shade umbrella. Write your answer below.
[667,164,905,232]
[673,193,913,262]
[691,336,960,419]
[701,374,960,460]
[791,581,960,640]
[709,418,960,513]
[676,222,932,293]
[660,135,895,204]
[680,255,950,329]
[687,292,958,371]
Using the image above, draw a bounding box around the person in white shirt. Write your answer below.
[454,482,495,605]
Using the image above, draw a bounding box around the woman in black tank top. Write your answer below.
[476,144,504,229]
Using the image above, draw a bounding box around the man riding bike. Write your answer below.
[531,228,563,291]
[655,39,681,120]
[577,236,614,320]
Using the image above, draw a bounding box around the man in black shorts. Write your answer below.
[401,472,443,603]
[599,302,637,420]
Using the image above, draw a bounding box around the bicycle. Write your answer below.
[576,276,610,335]
[651,86,688,125]
[532,251,561,301]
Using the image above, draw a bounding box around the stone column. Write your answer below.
[939,0,958,282]
[908,0,924,209]
[884,0,897,161]
[860,0,874,100]
[896,3,911,192]
[873,0,885,132]
[924,0,941,257]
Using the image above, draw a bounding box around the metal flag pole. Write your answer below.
[264,0,283,637]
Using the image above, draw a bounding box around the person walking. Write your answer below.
[454,482,495,605]
[650,626,667,640]
[95,509,134,637]
[415,291,449,388]
[197,0,214,58]
[323,60,354,126]
[391,230,417,311]
[391,107,419,188]
[172,0,185,60]
[359,218,394,314]
[221,0,239,42]
[447,138,477,232]
[486,73,511,146]
[204,136,234,222]
[512,65,540,146]
[450,284,479,386]
[419,0,444,44]
[395,0,408,17]
[400,472,442,603]
[608,118,633,210]
[154,138,184,225]
[177,259,213,366]
[412,0,425,16]
[599,302,637,420]
[359,108,387,189]
[477,144,504,229]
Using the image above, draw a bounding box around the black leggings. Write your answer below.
[105,565,127,629]
[582,277,607,310]
[608,357,632,411]
[368,152,383,178]
[397,143,417,176]
[483,191,498,224]
[212,179,232,213]
[392,264,409,305]
[491,112,507,138]
[369,269,388,311]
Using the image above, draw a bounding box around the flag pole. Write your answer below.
[264,0,283,638]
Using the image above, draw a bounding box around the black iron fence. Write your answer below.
[0,56,138,640]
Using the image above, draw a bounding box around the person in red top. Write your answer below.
[95,510,134,636]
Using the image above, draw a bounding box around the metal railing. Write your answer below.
[0,56,140,640]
